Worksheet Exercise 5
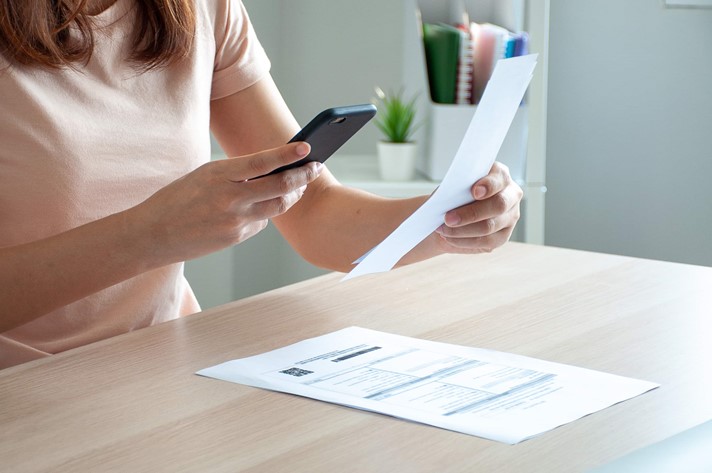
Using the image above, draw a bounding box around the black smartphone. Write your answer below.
[264,103,377,176]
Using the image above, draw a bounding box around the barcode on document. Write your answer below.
[279,367,314,377]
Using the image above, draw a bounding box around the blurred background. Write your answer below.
[187,0,712,309]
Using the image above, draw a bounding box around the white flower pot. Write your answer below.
[377,141,418,181]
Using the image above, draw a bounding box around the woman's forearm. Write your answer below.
[272,172,439,272]
[0,209,157,332]
[0,143,323,332]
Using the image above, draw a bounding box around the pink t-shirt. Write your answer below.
[0,0,270,369]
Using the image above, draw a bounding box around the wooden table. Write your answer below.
[2,243,711,472]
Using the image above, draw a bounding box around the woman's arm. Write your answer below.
[210,75,430,270]
[0,139,322,332]
[211,75,523,272]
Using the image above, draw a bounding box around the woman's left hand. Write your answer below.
[434,162,523,254]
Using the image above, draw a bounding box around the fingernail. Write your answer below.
[474,186,486,199]
[445,213,460,226]
[296,142,310,157]
[314,162,324,174]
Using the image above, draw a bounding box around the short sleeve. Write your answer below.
[211,0,271,100]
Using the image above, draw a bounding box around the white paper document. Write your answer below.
[344,54,538,280]
[197,327,659,444]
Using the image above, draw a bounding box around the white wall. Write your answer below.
[245,0,405,155]
[545,0,712,266]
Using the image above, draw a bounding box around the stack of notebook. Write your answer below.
[422,21,529,105]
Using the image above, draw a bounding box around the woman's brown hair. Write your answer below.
[0,0,195,70]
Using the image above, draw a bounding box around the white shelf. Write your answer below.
[328,154,438,198]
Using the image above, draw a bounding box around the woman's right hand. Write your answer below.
[0,142,322,331]
[128,141,323,266]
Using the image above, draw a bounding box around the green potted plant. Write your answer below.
[373,87,420,181]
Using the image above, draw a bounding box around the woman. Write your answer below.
[0,0,523,369]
